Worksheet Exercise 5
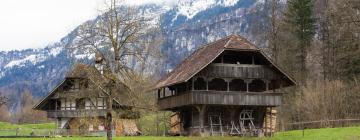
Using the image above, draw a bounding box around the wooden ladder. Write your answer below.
[209,114,224,136]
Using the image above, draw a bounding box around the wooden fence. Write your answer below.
[283,118,360,131]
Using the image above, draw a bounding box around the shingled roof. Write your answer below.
[154,34,296,89]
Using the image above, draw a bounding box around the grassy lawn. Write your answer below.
[0,122,55,136]
[0,122,55,130]
[0,122,358,140]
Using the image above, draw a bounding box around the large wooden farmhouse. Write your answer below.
[34,56,140,136]
[154,35,296,136]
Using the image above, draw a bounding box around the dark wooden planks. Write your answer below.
[197,64,280,79]
[157,91,282,110]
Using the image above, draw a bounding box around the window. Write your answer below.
[60,99,76,110]
[97,98,106,109]
[60,99,65,110]
[71,101,76,110]
[85,99,95,110]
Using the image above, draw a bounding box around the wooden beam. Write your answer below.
[195,105,207,136]
[206,78,209,91]
[55,101,58,111]
[157,89,161,99]
[163,88,166,98]
[244,79,253,93]
[226,79,230,92]
[270,107,273,137]
[252,55,255,64]
[192,78,195,91]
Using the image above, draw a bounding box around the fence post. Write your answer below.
[302,127,305,137]
[15,128,19,136]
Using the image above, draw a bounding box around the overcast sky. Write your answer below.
[0,0,175,51]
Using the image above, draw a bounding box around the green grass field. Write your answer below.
[0,122,55,130]
[0,122,359,140]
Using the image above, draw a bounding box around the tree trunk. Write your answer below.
[106,97,113,140]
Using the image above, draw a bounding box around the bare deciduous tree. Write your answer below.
[69,0,163,139]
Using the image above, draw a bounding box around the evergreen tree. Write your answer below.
[284,0,316,84]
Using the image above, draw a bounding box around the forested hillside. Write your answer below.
[268,0,360,129]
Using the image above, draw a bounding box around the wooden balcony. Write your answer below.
[158,91,282,110]
[47,109,107,118]
[197,63,280,79]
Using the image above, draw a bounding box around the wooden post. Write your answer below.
[264,108,267,136]
[244,79,252,92]
[163,88,166,97]
[247,83,249,92]
[252,55,255,65]
[55,100,58,111]
[163,112,166,136]
[196,105,207,136]
[270,107,272,137]
[157,89,161,99]
[226,79,230,92]
[192,78,195,91]
[156,111,159,136]
[265,80,270,91]
[302,127,305,137]
[206,78,209,91]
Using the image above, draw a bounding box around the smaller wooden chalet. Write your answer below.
[34,57,140,136]
[154,35,296,136]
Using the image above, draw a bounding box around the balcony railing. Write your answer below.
[158,91,282,110]
[197,63,280,79]
[47,109,107,118]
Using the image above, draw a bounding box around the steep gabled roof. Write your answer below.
[154,34,296,89]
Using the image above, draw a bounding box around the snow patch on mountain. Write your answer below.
[38,65,45,69]
[4,54,46,68]
[177,0,217,19]
[218,0,240,7]
[49,47,62,56]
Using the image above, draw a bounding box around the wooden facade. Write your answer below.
[34,61,140,136]
[155,35,296,136]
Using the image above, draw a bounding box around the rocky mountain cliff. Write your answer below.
[0,0,277,110]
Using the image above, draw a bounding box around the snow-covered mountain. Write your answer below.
[0,0,276,110]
